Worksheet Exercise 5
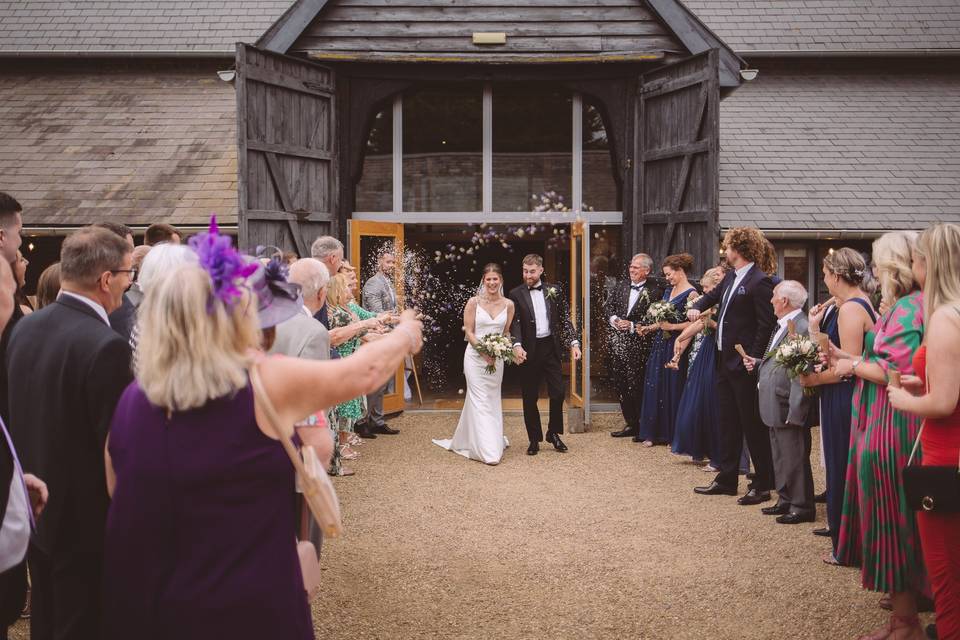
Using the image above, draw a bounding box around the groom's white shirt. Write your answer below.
[530,281,551,339]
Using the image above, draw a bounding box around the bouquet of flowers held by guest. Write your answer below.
[644,300,682,339]
[474,333,518,374]
[770,333,821,396]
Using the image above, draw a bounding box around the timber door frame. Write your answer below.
[349,220,405,415]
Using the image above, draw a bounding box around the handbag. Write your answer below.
[902,423,960,513]
[249,364,344,594]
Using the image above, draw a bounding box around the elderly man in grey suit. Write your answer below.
[743,280,817,525]
[358,250,400,436]
[271,258,331,361]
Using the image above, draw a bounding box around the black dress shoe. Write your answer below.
[812,527,831,537]
[631,435,644,443]
[761,504,790,516]
[527,442,539,455]
[372,423,400,435]
[547,433,568,452]
[814,491,827,504]
[737,489,772,505]
[611,427,639,438]
[694,482,737,496]
[777,512,815,525]
[355,426,377,439]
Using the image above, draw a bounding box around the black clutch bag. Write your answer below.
[902,425,960,513]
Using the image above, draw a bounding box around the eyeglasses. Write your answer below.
[111,269,138,280]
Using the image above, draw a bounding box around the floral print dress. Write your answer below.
[836,290,928,595]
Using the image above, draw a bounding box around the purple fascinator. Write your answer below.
[250,257,302,329]
[189,215,258,308]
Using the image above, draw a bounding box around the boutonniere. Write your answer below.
[640,289,650,303]
[737,285,746,295]
[545,286,559,300]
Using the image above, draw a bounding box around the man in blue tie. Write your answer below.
[687,227,777,504]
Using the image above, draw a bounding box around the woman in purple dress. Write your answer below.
[102,219,423,640]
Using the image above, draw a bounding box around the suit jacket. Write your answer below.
[757,313,816,428]
[602,277,665,360]
[270,309,330,361]
[362,272,397,314]
[692,265,776,374]
[107,292,136,343]
[7,295,133,555]
[0,300,23,525]
[508,282,579,359]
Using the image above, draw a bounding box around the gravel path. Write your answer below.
[310,412,930,640]
[8,412,926,639]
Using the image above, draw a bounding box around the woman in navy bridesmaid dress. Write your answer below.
[637,254,697,446]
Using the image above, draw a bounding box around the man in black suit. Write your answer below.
[8,226,134,640]
[688,227,777,504]
[94,221,137,343]
[602,253,665,439]
[509,254,581,455]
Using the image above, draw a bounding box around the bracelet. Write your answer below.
[851,358,862,375]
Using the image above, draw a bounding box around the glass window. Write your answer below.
[493,85,572,212]
[402,86,482,212]
[355,107,393,212]
[588,225,623,402]
[582,102,619,212]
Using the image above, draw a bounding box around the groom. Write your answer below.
[509,254,581,455]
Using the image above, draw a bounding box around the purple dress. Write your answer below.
[103,381,314,640]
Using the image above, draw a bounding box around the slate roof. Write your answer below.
[717,69,960,232]
[0,0,292,52]
[0,65,239,226]
[683,0,960,53]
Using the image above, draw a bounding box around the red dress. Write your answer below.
[914,345,960,640]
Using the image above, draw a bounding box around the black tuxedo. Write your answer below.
[508,282,579,443]
[692,265,777,491]
[7,294,133,640]
[602,278,665,431]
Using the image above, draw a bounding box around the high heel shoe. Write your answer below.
[338,444,360,460]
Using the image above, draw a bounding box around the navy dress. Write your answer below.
[671,331,718,460]
[638,288,695,444]
[103,381,314,640]
[818,298,875,552]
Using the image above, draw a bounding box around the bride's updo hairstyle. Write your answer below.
[482,263,503,279]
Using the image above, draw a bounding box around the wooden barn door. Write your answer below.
[236,44,338,255]
[635,49,719,277]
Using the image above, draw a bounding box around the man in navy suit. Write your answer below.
[688,228,777,504]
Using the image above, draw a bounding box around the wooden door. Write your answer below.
[349,220,405,415]
[236,44,338,255]
[569,220,587,408]
[635,49,720,277]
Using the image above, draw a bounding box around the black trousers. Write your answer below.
[521,337,565,443]
[715,370,774,491]
[28,544,102,640]
[0,560,27,640]
[611,338,646,432]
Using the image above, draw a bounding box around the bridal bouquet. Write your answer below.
[770,334,821,396]
[474,333,517,374]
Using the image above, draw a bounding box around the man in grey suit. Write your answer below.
[358,250,400,436]
[271,258,331,361]
[743,280,817,525]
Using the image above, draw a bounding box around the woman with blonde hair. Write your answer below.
[326,272,381,469]
[35,262,60,310]
[799,247,876,554]
[830,231,927,640]
[888,223,960,639]
[101,219,422,639]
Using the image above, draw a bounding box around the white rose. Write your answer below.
[781,344,795,358]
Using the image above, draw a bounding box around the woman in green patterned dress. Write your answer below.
[831,231,928,640]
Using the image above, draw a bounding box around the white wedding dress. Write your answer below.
[432,304,510,465]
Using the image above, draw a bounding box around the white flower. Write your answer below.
[781,344,795,358]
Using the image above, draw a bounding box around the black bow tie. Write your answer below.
[529,285,542,291]
[631,284,643,291]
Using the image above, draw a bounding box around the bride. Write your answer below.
[432,263,515,465]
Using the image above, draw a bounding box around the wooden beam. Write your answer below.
[642,139,709,163]
[258,0,332,54]
[244,65,333,99]
[640,210,712,225]
[640,70,710,98]
[263,152,309,257]
[247,140,332,162]
[305,51,664,64]
[246,209,336,223]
